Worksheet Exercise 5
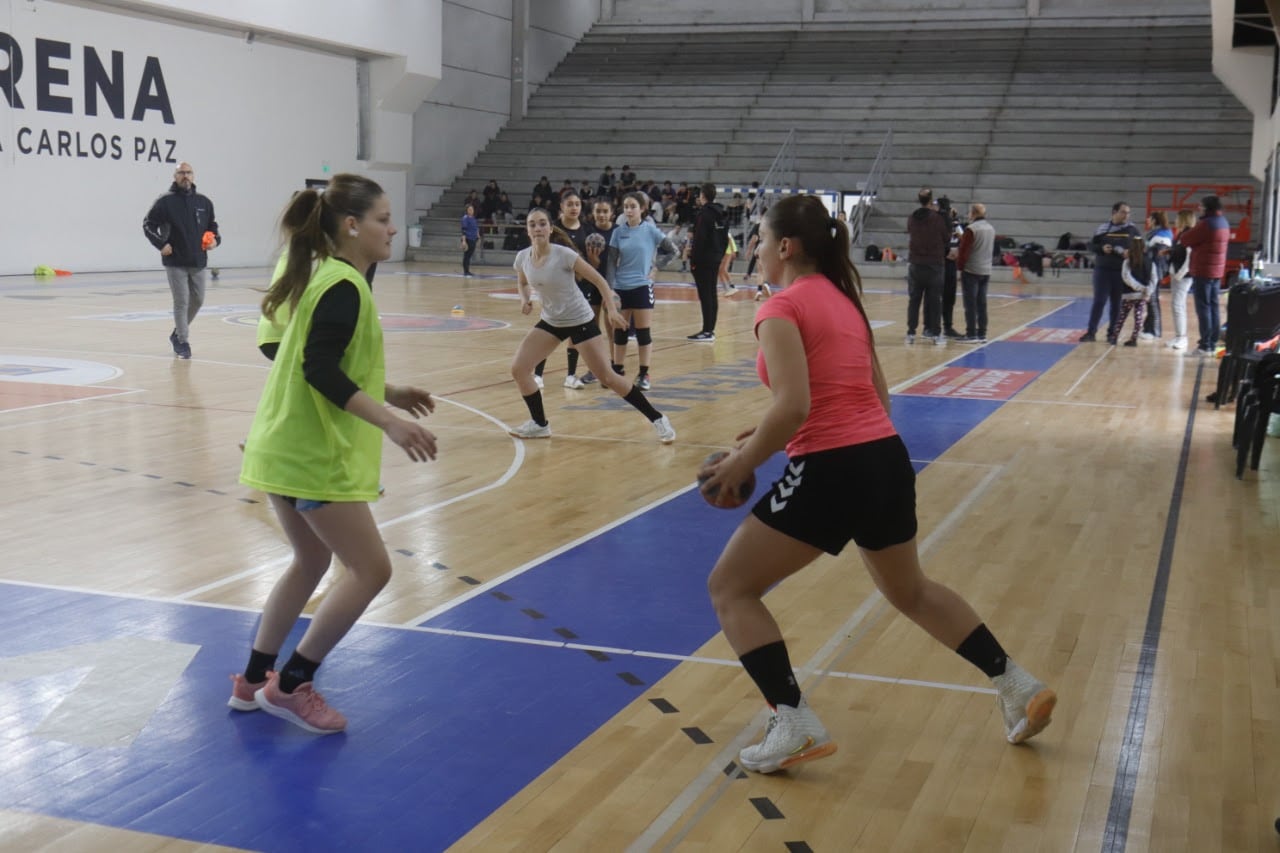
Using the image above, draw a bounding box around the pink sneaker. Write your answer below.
[227,673,266,711]
[254,673,347,734]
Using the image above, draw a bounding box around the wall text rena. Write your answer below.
[0,34,175,123]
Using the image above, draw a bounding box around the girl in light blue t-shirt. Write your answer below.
[607,192,676,390]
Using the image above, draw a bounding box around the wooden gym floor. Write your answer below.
[0,259,1275,852]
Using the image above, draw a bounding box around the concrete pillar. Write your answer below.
[1027,0,1041,17]
[802,0,815,21]
[510,0,527,120]
[601,0,615,20]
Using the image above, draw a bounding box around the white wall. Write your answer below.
[0,0,442,274]
[411,0,599,218]
[1209,0,1275,182]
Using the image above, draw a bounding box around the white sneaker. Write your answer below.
[563,375,585,389]
[933,334,947,347]
[1167,337,1187,351]
[534,375,544,389]
[652,415,676,444]
[992,661,1056,744]
[904,334,915,345]
[738,698,837,773]
[1140,332,1157,340]
[508,419,551,439]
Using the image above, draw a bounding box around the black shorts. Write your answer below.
[751,435,918,554]
[534,318,602,344]
[577,281,602,307]
[616,285,655,311]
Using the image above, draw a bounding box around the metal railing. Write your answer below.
[847,128,893,249]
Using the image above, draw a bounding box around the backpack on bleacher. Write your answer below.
[864,244,882,262]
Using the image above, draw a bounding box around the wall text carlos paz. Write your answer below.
[9,128,177,161]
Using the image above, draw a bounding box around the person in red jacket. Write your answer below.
[1177,195,1231,356]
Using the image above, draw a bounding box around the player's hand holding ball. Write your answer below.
[697,449,756,510]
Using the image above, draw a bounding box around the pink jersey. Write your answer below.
[754,273,897,457]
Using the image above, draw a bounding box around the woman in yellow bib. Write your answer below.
[233,174,438,734]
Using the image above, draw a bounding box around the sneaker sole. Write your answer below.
[741,740,838,774]
[1010,688,1057,744]
[508,431,551,439]
[254,690,346,735]
[227,695,260,712]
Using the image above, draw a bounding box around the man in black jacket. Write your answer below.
[685,183,727,342]
[143,162,221,359]
[905,188,950,345]
[1080,201,1140,344]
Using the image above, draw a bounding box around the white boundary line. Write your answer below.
[0,387,143,416]
[172,396,526,600]
[1064,345,1114,397]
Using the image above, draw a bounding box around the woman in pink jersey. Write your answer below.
[699,195,1056,774]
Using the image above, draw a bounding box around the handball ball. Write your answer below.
[585,232,607,252]
[697,450,755,509]
[201,231,216,250]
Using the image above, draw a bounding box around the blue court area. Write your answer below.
[0,299,1086,851]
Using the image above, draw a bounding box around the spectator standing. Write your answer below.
[460,204,479,277]
[956,202,995,343]
[1081,202,1141,344]
[1141,211,1173,339]
[939,199,963,338]
[905,188,950,345]
[687,183,727,342]
[1165,208,1196,351]
[1177,195,1231,357]
[1114,235,1156,347]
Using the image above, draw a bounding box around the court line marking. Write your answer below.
[1007,398,1136,409]
[0,388,144,415]
[1101,360,1204,853]
[0,403,149,432]
[0,578,991,696]
[1064,345,1115,397]
[171,395,527,600]
[635,460,1010,853]
[886,300,1079,395]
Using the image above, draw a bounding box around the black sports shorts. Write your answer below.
[750,434,918,554]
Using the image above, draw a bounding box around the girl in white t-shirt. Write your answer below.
[508,208,676,443]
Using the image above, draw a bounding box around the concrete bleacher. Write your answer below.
[411,17,1258,268]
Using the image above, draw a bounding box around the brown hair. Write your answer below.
[263,173,384,321]
[1128,235,1149,282]
[526,207,580,255]
[764,194,865,312]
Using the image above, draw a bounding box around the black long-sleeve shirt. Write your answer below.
[260,259,376,408]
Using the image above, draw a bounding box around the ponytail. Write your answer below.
[261,173,385,321]
[765,194,869,323]
[263,190,327,322]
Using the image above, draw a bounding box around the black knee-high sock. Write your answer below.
[611,362,625,375]
[534,359,546,378]
[638,363,649,377]
[566,349,579,375]
[739,640,802,709]
[522,390,547,426]
[955,623,1008,678]
[278,651,321,694]
[244,648,276,684]
[622,387,661,421]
